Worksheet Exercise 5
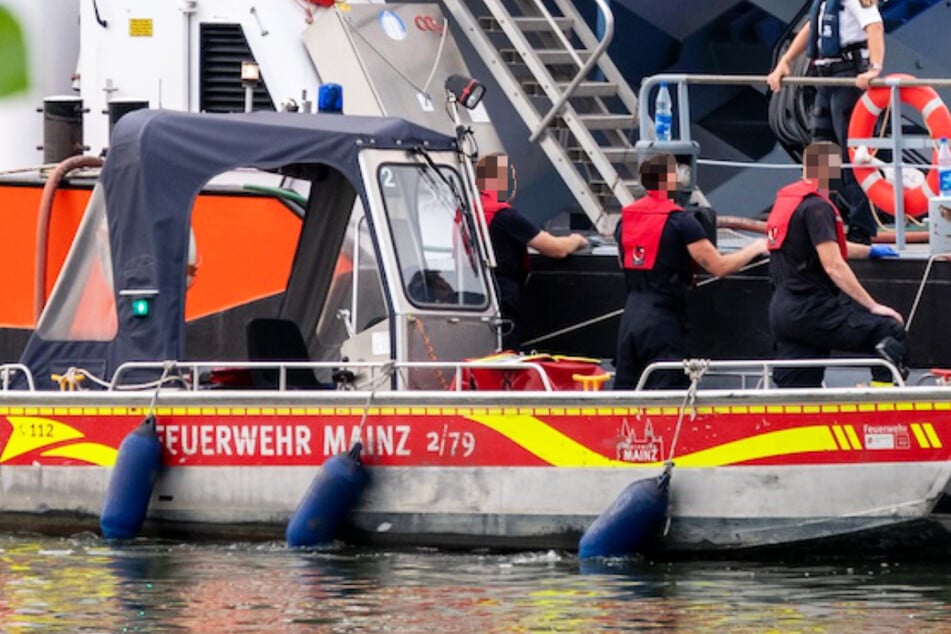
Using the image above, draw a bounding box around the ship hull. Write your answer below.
[2,386,949,555]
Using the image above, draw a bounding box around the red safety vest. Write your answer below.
[766,179,847,258]
[620,191,681,270]
[480,190,511,226]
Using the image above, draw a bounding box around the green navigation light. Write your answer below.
[131,298,151,317]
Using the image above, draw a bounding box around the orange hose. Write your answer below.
[717,215,766,234]
[34,155,104,321]
[716,215,929,244]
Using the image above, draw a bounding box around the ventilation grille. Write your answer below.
[199,23,274,113]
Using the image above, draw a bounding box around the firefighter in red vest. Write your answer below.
[766,141,906,387]
[767,0,885,245]
[476,153,588,350]
[614,153,768,390]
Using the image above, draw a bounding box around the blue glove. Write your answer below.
[868,245,899,259]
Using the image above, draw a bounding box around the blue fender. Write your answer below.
[100,414,163,539]
[578,470,670,558]
[286,443,367,547]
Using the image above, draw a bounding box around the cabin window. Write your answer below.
[315,210,387,353]
[36,185,118,341]
[379,163,488,309]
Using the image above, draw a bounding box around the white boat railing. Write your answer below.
[637,73,951,250]
[1,357,918,394]
[637,357,906,391]
[0,364,35,391]
[109,359,556,392]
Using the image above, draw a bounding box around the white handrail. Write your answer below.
[0,364,35,391]
[111,359,557,392]
[637,73,951,250]
[636,357,907,391]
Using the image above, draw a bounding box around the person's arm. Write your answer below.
[856,22,884,90]
[528,231,589,259]
[846,241,901,259]
[815,241,903,322]
[767,25,811,92]
[846,241,871,259]
[686,237,768,278]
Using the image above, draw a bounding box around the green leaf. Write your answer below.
[0,7,29,96]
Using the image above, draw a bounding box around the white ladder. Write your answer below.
[442,0,643,234]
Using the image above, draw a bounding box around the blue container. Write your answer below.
[286,444,367,547]
[100,415,163,539]
[578,471,670,558]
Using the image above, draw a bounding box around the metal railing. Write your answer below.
[109,359,556,392]
[636,357,907,391]
[0,364,35,391]
[4,356,935,394]
[637,73,951,250]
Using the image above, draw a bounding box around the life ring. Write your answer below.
[847,73,951,218]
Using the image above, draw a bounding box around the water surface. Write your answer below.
[0,535,948,632]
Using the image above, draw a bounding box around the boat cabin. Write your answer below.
[17,109,502,390]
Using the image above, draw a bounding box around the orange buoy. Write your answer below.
[847,73,951,218]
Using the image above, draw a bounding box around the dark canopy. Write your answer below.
[20,109,456,388]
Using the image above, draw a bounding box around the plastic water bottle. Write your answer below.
[938,137,951,197]
[654,82,672,142]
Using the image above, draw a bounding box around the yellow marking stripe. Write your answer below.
[671,426,841,467]
[41,442,118,466]
[2,416,85,462]
[467,413,841,467]
[910,423,930,448]
[467,413,630,466]
[831,425,850,450]
[844,425,862,450]
[923,423,942,448]
[0,403,945,420]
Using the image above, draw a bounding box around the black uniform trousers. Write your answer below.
[769,288,908,387]
[613,291,690,390]
[812,62,877,241]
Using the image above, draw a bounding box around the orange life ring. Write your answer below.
[847,73,951,218]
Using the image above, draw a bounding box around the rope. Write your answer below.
[905,253,951,334]
[54,363,188,393]
[520,257,771,348]
[411,316,450,390]
[659,359,708,536]
[665,359,707,467]
[342,16,428,96]
[349,362,396,462]
[51,368,87,391]
[420,18,449,96]
[146,361,175,417]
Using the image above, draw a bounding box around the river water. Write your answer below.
[0,535,948,632]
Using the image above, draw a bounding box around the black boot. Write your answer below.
[875,336,909,381]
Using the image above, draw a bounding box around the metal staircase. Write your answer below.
[441,0,643,235]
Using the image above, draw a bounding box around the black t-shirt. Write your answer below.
[615,210,708,293]
[488,207,541,284]
[769,196,839,294]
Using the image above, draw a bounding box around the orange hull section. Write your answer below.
[0,183,301,328]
